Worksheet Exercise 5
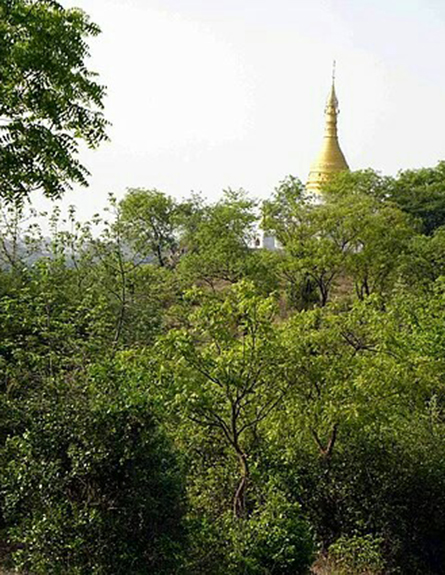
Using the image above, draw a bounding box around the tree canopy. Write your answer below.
[0,0,108,203]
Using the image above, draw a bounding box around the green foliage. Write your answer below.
[179,188,258,287]
[387,162,445,235]
[163,281,288,517]
[329,534,385,574]
[323,164,445,236]
[223,493,314,575]
[1,124,445,574]
[119,188,182,267]
[182,490,314,575]
[0,361,186,574]
[0,0,108,203]
[321,169,390,200]
[9,3,445,575]
[0,258,113,391]
[263,172,416,307]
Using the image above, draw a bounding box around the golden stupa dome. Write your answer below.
[306,70,349,194]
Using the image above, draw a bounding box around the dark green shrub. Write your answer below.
[282,422,445,575]
[329,534,385,574]
[225,492,314,575]
[181,491,314,575]
[0,363,186,574]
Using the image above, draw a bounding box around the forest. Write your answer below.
[2,1,445,574]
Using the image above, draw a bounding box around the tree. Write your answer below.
[264,173,417,306]
[321,171,418,298]
[263,176,348,307]
[119,188,181,268]
[0,0,108,203]
[387,162,445,235]
[164,282,289,518]
[323,192,415,299]
[400,228,445,291]
[321,168,390,201]
[179,189,258,288]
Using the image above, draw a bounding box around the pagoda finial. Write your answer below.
[327,60,338,113]
[305,63,349,195]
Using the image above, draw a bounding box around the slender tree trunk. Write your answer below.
[319,283,329,307]
[156,243,165,267]
[311,423,339,461]
[113,237,127,347]
[233,450,249,519]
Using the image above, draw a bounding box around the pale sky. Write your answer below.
[45,0,445,220]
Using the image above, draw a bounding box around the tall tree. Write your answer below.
[179,189,258,288]
[387,162,445,235]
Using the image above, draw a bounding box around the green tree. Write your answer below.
[119,188,182,267]
[0,359,186,575]
[264,173,416,305]
[321,169,389,201]
[164,282,289,518]
[0,0,108,203]
[387,162,445,235]
[263,177,347,306]
[400,228,445,291]
[324,192,415,299]
[179,189,258,288]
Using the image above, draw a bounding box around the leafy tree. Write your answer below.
[221,490,314,575]
[261,175,309,245]
[179,189,258,288]
[262,176,334,307]
[321,168,390,201]
[387,162,445,235]
[0,359,186,575]
[264,173,416,305]
[324,193,415,299]
[327,164,445,236]
[164,282,289,518]
[119,188,181,267]
[0,0,108,203]
[264,177,350,306]
[400,228,445,292]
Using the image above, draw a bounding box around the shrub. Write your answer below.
[225,492,314,575]
[329,534,385,574]
[0,363,186,574]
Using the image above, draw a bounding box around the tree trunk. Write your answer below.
[311,423,339,461]
[156,243,165,267]
[233,450,249,519]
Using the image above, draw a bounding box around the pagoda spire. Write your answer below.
[306,63,349,194]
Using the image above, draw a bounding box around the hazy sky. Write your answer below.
[50,0,445,219]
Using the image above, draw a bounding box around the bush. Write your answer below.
[280,421,445,574]
[181,490,314,575]
[0,362,186,574]
[225,492,314,575]
[329,534,385,574]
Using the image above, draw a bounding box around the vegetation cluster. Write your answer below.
[2,2,445,574]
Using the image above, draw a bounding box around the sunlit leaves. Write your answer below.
[0,0,108,203]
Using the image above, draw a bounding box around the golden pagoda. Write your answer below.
[306,64,349,194]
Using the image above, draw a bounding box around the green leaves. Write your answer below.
[178,188,258,286]
[0,361,186,574]
[387,162,445,235]
[262,171,417,307]
[0,0,108,203]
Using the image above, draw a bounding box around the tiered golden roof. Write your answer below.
[306,71,349,194]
